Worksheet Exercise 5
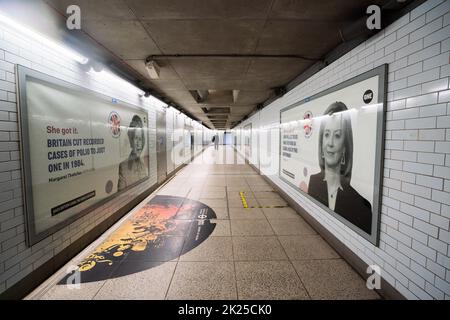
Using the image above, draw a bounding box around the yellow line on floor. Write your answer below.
[239,191,288,209]
[247,206,287,209]
[239,191,248,209]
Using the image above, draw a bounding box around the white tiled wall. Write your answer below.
[193,121,204,156]
[0,18,206,294]
[173,112,186,167]
[236,0,450,300]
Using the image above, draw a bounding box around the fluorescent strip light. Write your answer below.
[0,11,155,100]
[92,69,146,97]
[0,11,88,64]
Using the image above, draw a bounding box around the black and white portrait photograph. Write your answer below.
[118,115,149,191]
[307,101,372,234]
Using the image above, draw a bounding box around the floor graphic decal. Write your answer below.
[59,195,217,284]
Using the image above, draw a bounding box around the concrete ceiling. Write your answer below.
[44,0,393,129]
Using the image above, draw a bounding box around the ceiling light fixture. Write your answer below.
[0,10,88,64]
[145,59,160,79]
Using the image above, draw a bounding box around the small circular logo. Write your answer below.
[108,111,121,138]
[303,111,313,138]
[363,90,374,104]
[105,180,113,194]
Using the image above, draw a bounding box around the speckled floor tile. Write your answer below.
[227,185,253,192]
[292,259,380,300]
[257,198,288,207]
[268,218,317,236]
[40,281,105,300]
[200,191,227,199]
[253,191,285,201]
[232,236,288,261]
[198,198,228,208]
[94,262,177,300]
[250,185,275,192]
[262,207,301,219]
[229,208,266,220]
[166,262,236,300]
[210,219,231,236]
[278,235,340,260]
[231,219,274,236]
[235,261,309,300]
[180,236,233,261]
[209,207,229,219]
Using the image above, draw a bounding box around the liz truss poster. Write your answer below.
[279,65,387,245]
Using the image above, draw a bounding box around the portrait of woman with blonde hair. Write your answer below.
[307,102,372,234]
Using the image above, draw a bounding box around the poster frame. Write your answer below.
[278,64,388,246]
[16,65,151,246]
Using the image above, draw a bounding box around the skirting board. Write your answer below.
[247,162,406,300]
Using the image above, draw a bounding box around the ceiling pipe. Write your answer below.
[144,54,319,61]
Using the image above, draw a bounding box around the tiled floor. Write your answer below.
[27,146,379,300]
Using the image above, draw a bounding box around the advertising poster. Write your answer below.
[279,65,386,244]
[244,123,252,159]
[18,66,150,245]
[173,114,185,167]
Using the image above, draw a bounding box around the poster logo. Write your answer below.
[105,180,113,194]
[303,111,313,138]
[363,90,374,104]
[108,111,121,138]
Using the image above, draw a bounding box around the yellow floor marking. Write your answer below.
[239,191,287,209]
[247,206,287,209]
[239,191,248,209]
